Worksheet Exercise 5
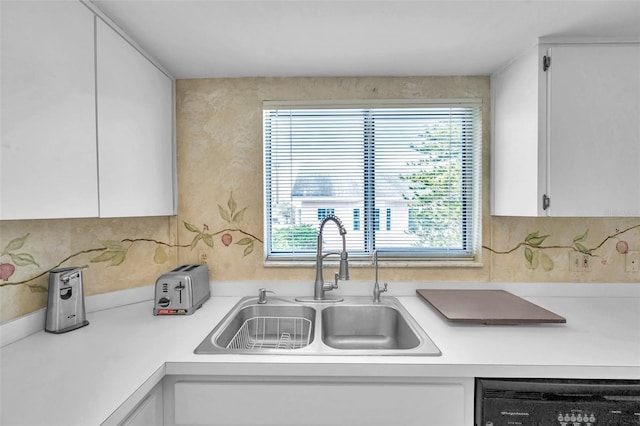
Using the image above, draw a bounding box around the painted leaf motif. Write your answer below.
[109,251,126,266]
[243,242,254,257]
[524,231,539,242]
[9,252,39,267]
[190,233,203,250]
[232,207,247,223]
[101,240,124,250]
[575,243,591,254]
[154,247,168,264]
[184,222,200,233]
[540,253,554,271]
[3,233,29,254]
[527,235,549,247]
[227,194,237,216]
[28,285,48,293]
[573,229,589,243]
[524,247,533,264]
[218,205,231,222]
[235,238,253,246]
[91,251,119,263]
[528,250,540,270]
[202,234,214,248]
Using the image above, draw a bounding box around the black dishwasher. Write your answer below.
[476,378,640,426]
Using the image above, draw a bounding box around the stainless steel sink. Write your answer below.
[195,301,316,354]
[195,296,440,356]
[322,305,420,350]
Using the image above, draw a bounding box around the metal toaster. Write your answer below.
[153,264,210,315]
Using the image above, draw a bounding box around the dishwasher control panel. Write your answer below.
[476,378,640,426]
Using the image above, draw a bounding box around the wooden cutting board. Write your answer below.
[416,289,566,325]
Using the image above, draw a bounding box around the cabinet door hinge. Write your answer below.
[542,194,550,210]
[543,55,551,71]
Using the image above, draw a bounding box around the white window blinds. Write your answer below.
[263,100,482,262]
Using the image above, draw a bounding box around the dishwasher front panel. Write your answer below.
[475,378,640,426]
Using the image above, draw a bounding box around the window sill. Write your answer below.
[264,259,484,268]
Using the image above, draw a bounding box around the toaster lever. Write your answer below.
[175,282,185,304]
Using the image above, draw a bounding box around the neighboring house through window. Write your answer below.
[353,208,360,231]
[317,208,335,221]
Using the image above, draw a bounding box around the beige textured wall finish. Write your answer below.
[175,76,494,284]
[0,217,176,321]
[1,76,638,324]
[176,77,639,286]
[488,217,640,282]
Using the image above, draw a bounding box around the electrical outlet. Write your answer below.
[626,251,640,272]
[198,249,209,265]
[569,252,591,272]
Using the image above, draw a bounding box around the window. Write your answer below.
[386,208,392,231]
[317,208,335,221]
[263,100,482,262]
[353,208,360,231]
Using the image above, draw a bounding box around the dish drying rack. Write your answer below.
[226,316,312,350]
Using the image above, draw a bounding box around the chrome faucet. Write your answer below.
[372,250,388,303]
[297,215,349,302]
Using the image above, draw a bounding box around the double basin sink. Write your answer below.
[195,295,441,356]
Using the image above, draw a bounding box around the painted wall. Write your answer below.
[1,76,638,322]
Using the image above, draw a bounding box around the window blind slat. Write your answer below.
[264,100,482,261]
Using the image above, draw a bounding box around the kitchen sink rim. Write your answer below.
[194,295,442,356]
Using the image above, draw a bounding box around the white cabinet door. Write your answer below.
[491,45,545,216]
[120,382,164,426]
[0,1,99,219]
[491,42,640,217]
[96,19,175,218]
[547,44,640,216]
[171,378,468,426]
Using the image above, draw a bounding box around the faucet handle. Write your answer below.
[373,281,388,303]
[322,272,340,292]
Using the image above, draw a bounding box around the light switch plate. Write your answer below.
[569,252,591,272]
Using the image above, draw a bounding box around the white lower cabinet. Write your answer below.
[120,381,164,426]
[157,376,473,426]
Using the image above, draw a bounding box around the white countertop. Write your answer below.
[1,282,639,425]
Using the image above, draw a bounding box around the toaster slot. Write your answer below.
[171,264,199,273]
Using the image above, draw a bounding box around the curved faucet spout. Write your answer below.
[318,215,347,250]
[312,215,349,300]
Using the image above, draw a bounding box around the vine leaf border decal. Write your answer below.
[0,192,263,292]
[483,224,639,272]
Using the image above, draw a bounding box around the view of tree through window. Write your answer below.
[402,120,465,248]
[263,101,481,261]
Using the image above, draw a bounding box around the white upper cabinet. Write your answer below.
[96,20,175,218]
[1,1,99,220]
[0,1,175,220]
[491,42,640,217]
